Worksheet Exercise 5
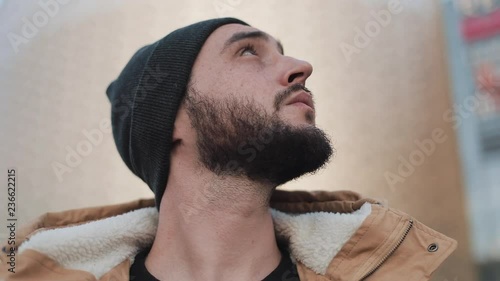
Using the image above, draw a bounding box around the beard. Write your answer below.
[184,84,334,186]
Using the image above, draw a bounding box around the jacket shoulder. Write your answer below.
[0,198,155,281]
[324,204,457,281]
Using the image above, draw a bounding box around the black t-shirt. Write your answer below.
[129,246,299,281]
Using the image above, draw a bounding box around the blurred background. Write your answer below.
[0,0,499,280]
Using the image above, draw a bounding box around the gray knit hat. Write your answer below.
[106,18,249,209]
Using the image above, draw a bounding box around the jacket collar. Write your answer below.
[3,190,456,281]
[16,190,375,279]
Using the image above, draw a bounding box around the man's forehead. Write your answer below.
[216,24,263,35]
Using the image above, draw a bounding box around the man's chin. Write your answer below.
[279,104,315,124]
[280,116,316,128]
[245,125,334,186]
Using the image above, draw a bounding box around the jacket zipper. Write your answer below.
[359,219,414,280]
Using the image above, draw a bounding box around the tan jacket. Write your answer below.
[0,190,457,281]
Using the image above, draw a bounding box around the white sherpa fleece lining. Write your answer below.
[272,203,372,274]
[19,203,371,279]
[19,207,159,279]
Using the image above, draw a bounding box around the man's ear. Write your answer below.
[172,101,189,144]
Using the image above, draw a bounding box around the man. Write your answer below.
[0,18,456,281]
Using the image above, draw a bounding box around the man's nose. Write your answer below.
[280,57,313,86]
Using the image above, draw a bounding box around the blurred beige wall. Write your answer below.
[0,0,475,280]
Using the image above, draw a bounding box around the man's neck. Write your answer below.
[145,171,282,281]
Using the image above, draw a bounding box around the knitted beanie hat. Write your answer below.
[106,18,249,209]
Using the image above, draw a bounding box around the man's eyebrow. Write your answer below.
[221,30,284,55]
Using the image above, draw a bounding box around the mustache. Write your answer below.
[274,84,312,111]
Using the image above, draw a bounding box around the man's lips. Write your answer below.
[285,91,314,110]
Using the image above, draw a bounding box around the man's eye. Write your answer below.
[240,44,257,56]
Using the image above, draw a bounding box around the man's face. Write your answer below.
[178,23,333,186]
[190,24,315,126]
